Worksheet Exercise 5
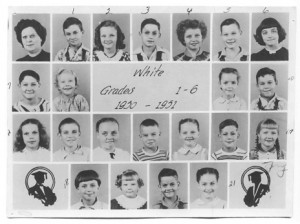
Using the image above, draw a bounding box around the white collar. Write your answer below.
[116,195,146,209]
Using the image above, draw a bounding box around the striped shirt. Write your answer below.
[133,148,169,161]
[211,147,247,160]
[12,98,50,112]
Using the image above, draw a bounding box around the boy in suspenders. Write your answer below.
[133,18,170,61]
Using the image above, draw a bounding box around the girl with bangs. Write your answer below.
[251,17,288,61]
[250,118,285,160]
[111,169,147,209]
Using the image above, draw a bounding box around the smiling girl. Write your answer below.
[53,68,89,112]
[251,17,288,61]
[14,19,50,61]
[174,19,209,61]
[14,118,50,161]
[13,70,50,112]
[93,20,130,61]
[173,118,207,161]
[111,169,147,209]
[250,118,285,160]
[191,167,226,209]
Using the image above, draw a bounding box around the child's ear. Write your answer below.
[237,132,240,139]
[159,132,161,136]
[240,30,243,35]
[177,181,180,187]
[139,31,142,36]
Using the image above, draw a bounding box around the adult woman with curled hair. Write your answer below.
[14,19,50,61]
[251,17,288,61]
[173,19,210,61]
[93,20,130,61]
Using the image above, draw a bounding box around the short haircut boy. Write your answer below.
[219,67,240,83]
[140,118,159,129]
[19,70,40,84]
[254,17,286,46]
[256,67,277,84]
[58,117,81,134]
[196,167,219,183]
[220,18,241,32]
[75,170,101,189]
[96,117,119,133]
[63,17,83,32]
[158,168,178,183]
[219,119,239,133]
[141,18,160,32]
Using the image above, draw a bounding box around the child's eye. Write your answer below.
[185,35,192,39]
[30,34,35,38]
[170,183,175,187]
[232,81,236,85]
[195,34,200,37]
[23,132,29,136]
[32,131,38,135]
[63,131,69,135]
[162,184,167,188]
[152,31,157,35]
[72,130,78,134]
[144,31,150,35]
[102,132,107,136]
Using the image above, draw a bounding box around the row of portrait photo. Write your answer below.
[12,12,289,62]
[13,161,287,211]
[11,62,289,112]
[11,112,288,162]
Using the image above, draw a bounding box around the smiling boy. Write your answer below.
[93,117,130,161]
[55,17,90,61]
[72,170,108,209]
[153,168,187,209]
[53,117,90,161]
[214,18,248,61]
[211,119,247,160]
[133,118,169,161]
[251,67,287,110]
[133,18,170,61]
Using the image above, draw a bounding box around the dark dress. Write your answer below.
[17,50,50,61]
[251,47,288,61]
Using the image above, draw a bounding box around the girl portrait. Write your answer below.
[13,14,50,61]
[13,115,50,162]
[93,14,130,61]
